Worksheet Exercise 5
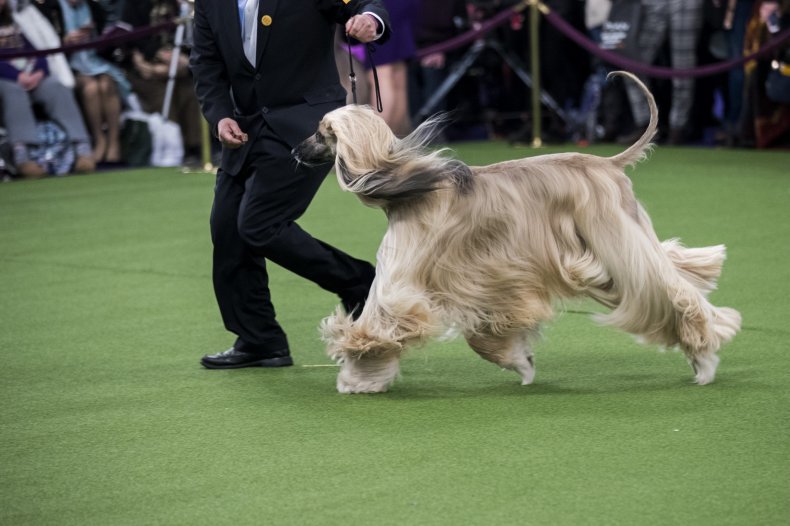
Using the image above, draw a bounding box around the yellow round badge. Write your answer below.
[261,15,272,26]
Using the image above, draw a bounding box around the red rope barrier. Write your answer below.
[413,3,789,79]
[0,21,176,60]
[2,7,787,80]
[414,4,521,59]
[542,9,790,79]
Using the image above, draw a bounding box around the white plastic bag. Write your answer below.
[147,113,184,167]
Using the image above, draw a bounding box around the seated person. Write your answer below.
[0,0,94,178]
[36,0,131,163]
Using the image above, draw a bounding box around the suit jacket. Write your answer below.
[190,0,390,175]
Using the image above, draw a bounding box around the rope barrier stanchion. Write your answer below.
[200,118,213,172]
[0,21,177,60]
[528,0,542,148]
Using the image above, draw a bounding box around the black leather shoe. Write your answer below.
[201,346,293,369]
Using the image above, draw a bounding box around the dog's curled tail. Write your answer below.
[608,71,658,169]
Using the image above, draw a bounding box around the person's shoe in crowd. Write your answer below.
[667,128,686,146]
[13,143,46,179]
[73,155,96,174]
[74,141,97,173]
[17,161,46,179]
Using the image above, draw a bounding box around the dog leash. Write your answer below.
[346,38,383,112]
[346,37,358,104]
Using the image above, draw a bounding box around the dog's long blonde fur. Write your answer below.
[296,71,741,393]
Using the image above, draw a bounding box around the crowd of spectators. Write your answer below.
[347,0,789,147]
[1,0,788,181]
[0,0,200,180]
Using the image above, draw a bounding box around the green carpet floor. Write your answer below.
[1,144,788,525]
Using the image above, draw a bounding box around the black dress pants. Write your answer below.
[210,125,375,351]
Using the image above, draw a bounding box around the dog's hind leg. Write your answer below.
[671,287,741,385]
[466,328,538,385]
[580,202,740,385]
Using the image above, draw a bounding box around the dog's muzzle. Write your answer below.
[292,133,334,167]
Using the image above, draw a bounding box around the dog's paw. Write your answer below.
[516,355,536,385]
[691,353,719,385]
[335,352,400,394]
[337,376,390,394]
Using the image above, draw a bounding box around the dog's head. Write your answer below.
[293,104,395,167]
[294,105,473,208]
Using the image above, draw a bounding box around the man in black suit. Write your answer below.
[190,0,390,369]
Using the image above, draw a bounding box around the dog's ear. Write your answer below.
[330,105,473,203]
[335,157,357,187]
[337,158,472,202]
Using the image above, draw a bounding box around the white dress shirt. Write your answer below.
[240,0,259,66]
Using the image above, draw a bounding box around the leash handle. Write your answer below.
[366,44,383,113]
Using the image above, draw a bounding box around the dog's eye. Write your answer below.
[315,132,325,145]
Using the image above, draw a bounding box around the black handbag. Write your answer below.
[120,117,153,167]
[600,0,643,59]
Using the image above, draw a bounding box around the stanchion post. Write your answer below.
[529,0,542,148]
[200,117,213,172]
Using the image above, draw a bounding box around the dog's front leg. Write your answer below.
[336,350,402,394]
[322,288,439,393]
[324,313,406,394]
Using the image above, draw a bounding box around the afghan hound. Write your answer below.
[293,72,741,394]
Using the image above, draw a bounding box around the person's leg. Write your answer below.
[0,79,45,178]
[624,1,669,127]
[0,79,38,143]
[98,74,122,163]
[369,62,413,137]
[210,167,289,351]
[240,126,376,309]
[74,74,105,161]
[31,76,94,169]
[205,125,375,368]
[388,61,413,137]
[174,77,203,154]
[725,0,753,130]
[667,0,704,135]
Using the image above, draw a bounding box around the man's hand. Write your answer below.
[421,53,446,69]
[346,14,379,43]
[63,27,91,45]
[217,118,248,149]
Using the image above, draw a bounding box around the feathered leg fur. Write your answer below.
[322,278,442,393]
[466,328,538,385]
[577,198,741,384]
